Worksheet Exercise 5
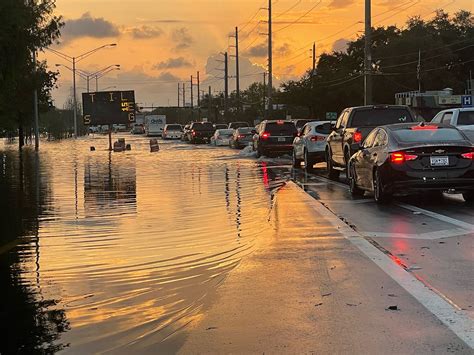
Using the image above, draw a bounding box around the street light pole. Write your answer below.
[46,43,117,138]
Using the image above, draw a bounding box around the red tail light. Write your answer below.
[353,131,362,143]
[411,125,438,130]
[238,134,245,139]
[310,135,325,142]
[390,152,418,164]
[461,151,474,160]
[192,130,196,136]
[261,132,271,139]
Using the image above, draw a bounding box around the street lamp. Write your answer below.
[46,43,117,138]
[94,66,121,91]
[56,64,120,93]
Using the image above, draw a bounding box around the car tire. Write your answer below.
[304,150,315,172]
[326,149,340,180]
[462,191,474,204]
[373,169,391,204]
[344,149,351,178]
[292,150,302,168]
[349,164,364,197]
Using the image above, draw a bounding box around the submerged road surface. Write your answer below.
[0,134,472,353]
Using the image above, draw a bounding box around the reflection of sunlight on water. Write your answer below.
[0,135,274,353]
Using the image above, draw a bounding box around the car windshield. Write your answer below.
[393,127,465,143]
[193,123,214,130]
[167,125,182,130]
[350,108,413,127]
[265,122,297,135]
[458,111,474,125]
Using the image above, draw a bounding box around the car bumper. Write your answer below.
[260,144,294,153]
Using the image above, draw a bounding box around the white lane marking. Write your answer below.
[397,203,474,231]
[309,174,474,232]
[360,228,472,240]
[289,181,474,348]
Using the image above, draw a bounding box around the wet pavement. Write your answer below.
[1,134,473,353]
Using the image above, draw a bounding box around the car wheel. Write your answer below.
[344,150,351,178]
[349,164,364,197]
[463,191,474,204]
[292,150,302,168]
[326,149,340,180]
[304,150,315,172]
[373,169,391,204]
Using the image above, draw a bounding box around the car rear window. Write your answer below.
[237,127,253,134]
[393,127,465,143]
[350,108,413,127]
[458,111,474,125]
[167,124,182,130]
[219,129,234,135]
[193,123,214,130]
[265,122,297,135]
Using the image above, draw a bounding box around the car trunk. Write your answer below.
[396,145,473,171]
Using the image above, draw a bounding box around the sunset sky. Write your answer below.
[40,0,473,108]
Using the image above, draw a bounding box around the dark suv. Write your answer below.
[325,105,416,179]
[188,122,215,143]
[253,120,297,157]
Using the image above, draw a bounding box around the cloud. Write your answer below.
[328,0,356,9]
[332,38,349,53]
[153,57,193,70]
[276,43,291,57]
[128,25,164,39]
[171,27,193,50]
[62,13,119,40]
[244,43,267,58]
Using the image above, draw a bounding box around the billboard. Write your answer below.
[82,90,136,125]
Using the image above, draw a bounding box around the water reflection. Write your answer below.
[0,149,69,353]
[0,137,273,353]
[84,152,137,216]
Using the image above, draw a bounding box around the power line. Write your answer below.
[274,0,322,33]
[274,0,302,19]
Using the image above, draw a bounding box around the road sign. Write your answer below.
[326,112,338,120]
[82,90,136,125]
[462,95,473,107]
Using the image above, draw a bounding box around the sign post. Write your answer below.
[82,90,136,150]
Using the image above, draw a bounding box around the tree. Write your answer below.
[0,0,63,148]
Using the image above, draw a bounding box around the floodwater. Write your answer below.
[0,135,288,353]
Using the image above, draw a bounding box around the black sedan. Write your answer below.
[348,123,474,203]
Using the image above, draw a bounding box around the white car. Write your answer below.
[211,129,234,146]
[162,124,183,139]
[431,107,474,141]
[292,120,333,171]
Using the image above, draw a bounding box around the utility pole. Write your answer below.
[224,52,229,116]
[364,0,372,105]
[311,42,316,118]
[235,27,241,113]
[178,83,180,107]
[197,71,201,119]
[182,82,186,109]
[208,86,212,122]
[263,72,267,118]
[267,0,273,118]
[33,50,39,151]
[72,56,78,137]
[190,76,194,120]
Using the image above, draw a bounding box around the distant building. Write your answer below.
[395,88,473,121]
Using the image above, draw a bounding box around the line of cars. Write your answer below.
[290,105,474,204]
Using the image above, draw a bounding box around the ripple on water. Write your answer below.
[0,135,275,353]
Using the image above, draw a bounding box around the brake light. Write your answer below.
[192,130,196,136]
[390,152,418,164]
[238,134,245,139]
[411,125,438,130]
[261,132,271,139]
[353,131,363,143]
[310,135,325,142]
[276,120,284,125]
[461,151,474,160]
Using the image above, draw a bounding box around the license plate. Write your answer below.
[278,137,286,142]
[430,156,449,166]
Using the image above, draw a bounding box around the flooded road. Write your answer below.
[0,135,278,353]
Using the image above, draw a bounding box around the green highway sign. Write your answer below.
[326,112,338,120]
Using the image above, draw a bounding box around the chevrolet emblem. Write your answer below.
[434,149,445,154]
